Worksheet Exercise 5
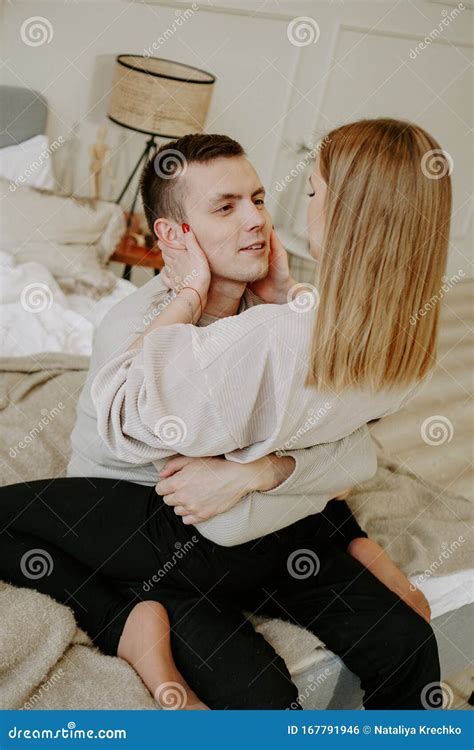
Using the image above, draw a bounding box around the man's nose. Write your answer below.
[242,201,265,231]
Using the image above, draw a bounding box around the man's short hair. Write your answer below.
[140,133,245,237]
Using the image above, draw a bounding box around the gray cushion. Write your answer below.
[0,85,47,148]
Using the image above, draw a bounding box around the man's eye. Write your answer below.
[218,204,232,213]
[255,198,265,205]
[307,190,315,197]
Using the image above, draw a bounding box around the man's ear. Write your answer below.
[153,218,185,251]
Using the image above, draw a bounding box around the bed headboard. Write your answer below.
[0,85,48,148]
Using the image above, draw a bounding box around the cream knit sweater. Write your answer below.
[68,274,425,545]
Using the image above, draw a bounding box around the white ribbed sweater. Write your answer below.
[72,274,425,545]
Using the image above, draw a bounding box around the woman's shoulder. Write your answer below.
[191,302,315,368]
[395,370,434,409]
[208,299,314,337]
[362,371,434,423]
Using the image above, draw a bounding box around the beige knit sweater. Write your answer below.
[80,274,425,545]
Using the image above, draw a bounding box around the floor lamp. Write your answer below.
[107,54,215,279]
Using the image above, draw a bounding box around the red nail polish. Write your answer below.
[182,223,190,234]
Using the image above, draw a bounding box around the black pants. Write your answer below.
[0,477,440,710]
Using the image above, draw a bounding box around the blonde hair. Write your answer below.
[306,118,452,393]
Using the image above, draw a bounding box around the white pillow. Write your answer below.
[0,176,125,298]
[0,134,56,191]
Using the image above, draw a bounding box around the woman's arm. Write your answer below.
[127,225,211,352]
[128,287,201,352]
[196,428,377,546]
[91,323,241,462]
[154,425,377,545]
[156,453,296,522]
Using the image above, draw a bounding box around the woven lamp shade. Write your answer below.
[108,55,216,138]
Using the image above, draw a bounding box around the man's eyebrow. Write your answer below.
[208,186,266,204]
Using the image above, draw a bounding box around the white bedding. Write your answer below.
[0,251,136,356]
[410,567,474,620]
[289,568,474,675]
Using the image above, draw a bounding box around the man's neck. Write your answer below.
[202,276,247,319]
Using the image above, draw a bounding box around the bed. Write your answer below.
[0,85,138,359]
[0,85,472,711]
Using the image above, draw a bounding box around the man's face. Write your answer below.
[180,156,272,283]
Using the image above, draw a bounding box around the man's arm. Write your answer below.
[195,425,377,546]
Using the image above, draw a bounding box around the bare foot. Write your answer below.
[347,537,431,623]
[117,601,209,710]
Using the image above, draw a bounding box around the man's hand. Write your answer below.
[249,229,298,304]
[155,453,295,525]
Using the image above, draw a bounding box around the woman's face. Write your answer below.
[307,161,327,262]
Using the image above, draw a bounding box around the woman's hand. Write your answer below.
[160,224,211,306]
[248,229,298,304]
[126,226,211,351]
[155,453,295,525]
[156,456,259,524]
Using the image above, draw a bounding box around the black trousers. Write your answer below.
[0,477,440,710]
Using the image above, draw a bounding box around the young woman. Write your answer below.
[0,119,450,711]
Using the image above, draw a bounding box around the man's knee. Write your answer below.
[399,606,438,654]
[389,604,440,677]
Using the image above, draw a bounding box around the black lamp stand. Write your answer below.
[115,133,159,280]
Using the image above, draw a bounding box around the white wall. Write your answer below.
[1,0,472,285]
[1,0,297,196]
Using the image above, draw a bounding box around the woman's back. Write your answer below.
[91,299,426,463]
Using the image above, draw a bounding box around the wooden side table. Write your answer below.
[109,213,164,281]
